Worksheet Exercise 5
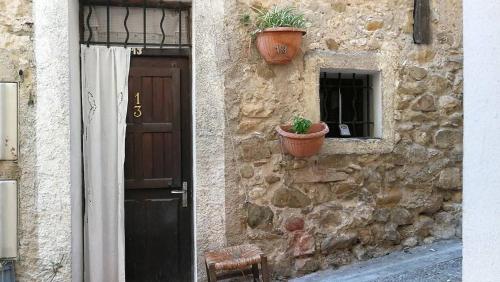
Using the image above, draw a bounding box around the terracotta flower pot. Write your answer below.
[255,27,306,65]
[276,122,329,157]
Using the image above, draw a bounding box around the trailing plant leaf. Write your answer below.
[252,6,307,33]
[292,116,312,134]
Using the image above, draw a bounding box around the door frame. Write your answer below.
[69,1,228,281]
[80,47,194,281]
[130,48,194,280]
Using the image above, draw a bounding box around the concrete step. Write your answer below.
[291,239,462,282]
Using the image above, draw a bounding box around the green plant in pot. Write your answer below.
[243,6,307,65]
[276,116,329,157]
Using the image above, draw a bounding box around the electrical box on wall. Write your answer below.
[0,180,17,259]
[0,83,18,161]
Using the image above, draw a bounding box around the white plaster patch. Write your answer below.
[193,0,227,280]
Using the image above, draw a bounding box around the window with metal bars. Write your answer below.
[320,72,375,138]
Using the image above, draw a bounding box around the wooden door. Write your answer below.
[125,56,192,282]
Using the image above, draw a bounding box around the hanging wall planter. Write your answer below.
[244,6,307,65]
[256,27,306,65]
[277,117,329,158]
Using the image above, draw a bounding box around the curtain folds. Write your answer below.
[81,45,130,282]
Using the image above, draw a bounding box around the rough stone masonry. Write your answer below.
[0,1,73,281]
[223,0,463,279]
[0,1,43,281]
[0,0,462,281]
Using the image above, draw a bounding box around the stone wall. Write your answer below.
[0,1,74,281]
[223,0,463,279]
[0,1,39,280]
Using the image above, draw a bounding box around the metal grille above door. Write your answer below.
[80,0,191,48]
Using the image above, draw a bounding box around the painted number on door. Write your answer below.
[134,92,142,118]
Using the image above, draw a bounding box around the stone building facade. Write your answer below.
[222,0,463,279]
[0,0,462,281]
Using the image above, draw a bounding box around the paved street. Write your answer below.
[292,240,462,282]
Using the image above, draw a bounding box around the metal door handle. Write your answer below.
[171,181,188,208]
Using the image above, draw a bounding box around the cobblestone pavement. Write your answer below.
[291,240,462,282]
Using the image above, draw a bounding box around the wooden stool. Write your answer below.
[204,244,270,282]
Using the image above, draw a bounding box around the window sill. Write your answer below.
[319,137,394,155]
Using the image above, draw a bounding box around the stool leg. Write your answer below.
[208,263,218,282]
[251,264,260,282]
[260,255,270,282]
[205,262,211,282]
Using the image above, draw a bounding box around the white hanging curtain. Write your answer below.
[81,45,131,282]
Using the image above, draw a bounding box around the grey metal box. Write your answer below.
[0,180,17,259]
[0,83,18,161]
[0,261,15,282]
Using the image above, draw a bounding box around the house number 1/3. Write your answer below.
[133,92,142,118]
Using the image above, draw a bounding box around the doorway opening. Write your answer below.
[80,1,193,281]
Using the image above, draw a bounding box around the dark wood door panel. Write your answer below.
[125,67,181,189]
[127,76,176,124]
[125,56,192,282]
[125,196,182,282]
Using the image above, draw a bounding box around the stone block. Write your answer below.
[358,228,374,245]
[324,249,352,267]
[407,66,428,81]
[311,183,338,205]
[294,257,320,274]
[439,95,461,111]
[366,20,384,31]
[321,231,358,253]
[285,216,305,232]
[390,208,413,226]
[428,75,450,94]
[411,94,437,112]
[291,231,315,257]
[401,190,443,215]
[383,223,401,244]
[247,203,274,229]
[239,134,271,161]
[265,174,281,184]
[409,48,436,64]
[402,237,418,248]
[414,215,434,237]
[430,213,457,239]
[325,38,340,50]
[331,2,347,13]
[240,164,254,178]
[272,187,311,208]
[249,187,266,200]
[437,167,462,190]
[434,129,462,149]
[397,82,427,95]
[376,188,402,206]
[292,167,349,183]
[241,102,275,118]
[393,143,429,163]
[373,208,391,222]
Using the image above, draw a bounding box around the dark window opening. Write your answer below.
[320,72,374,138]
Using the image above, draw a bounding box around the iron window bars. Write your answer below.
[320,72,374,138]
[80,0,191,49]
